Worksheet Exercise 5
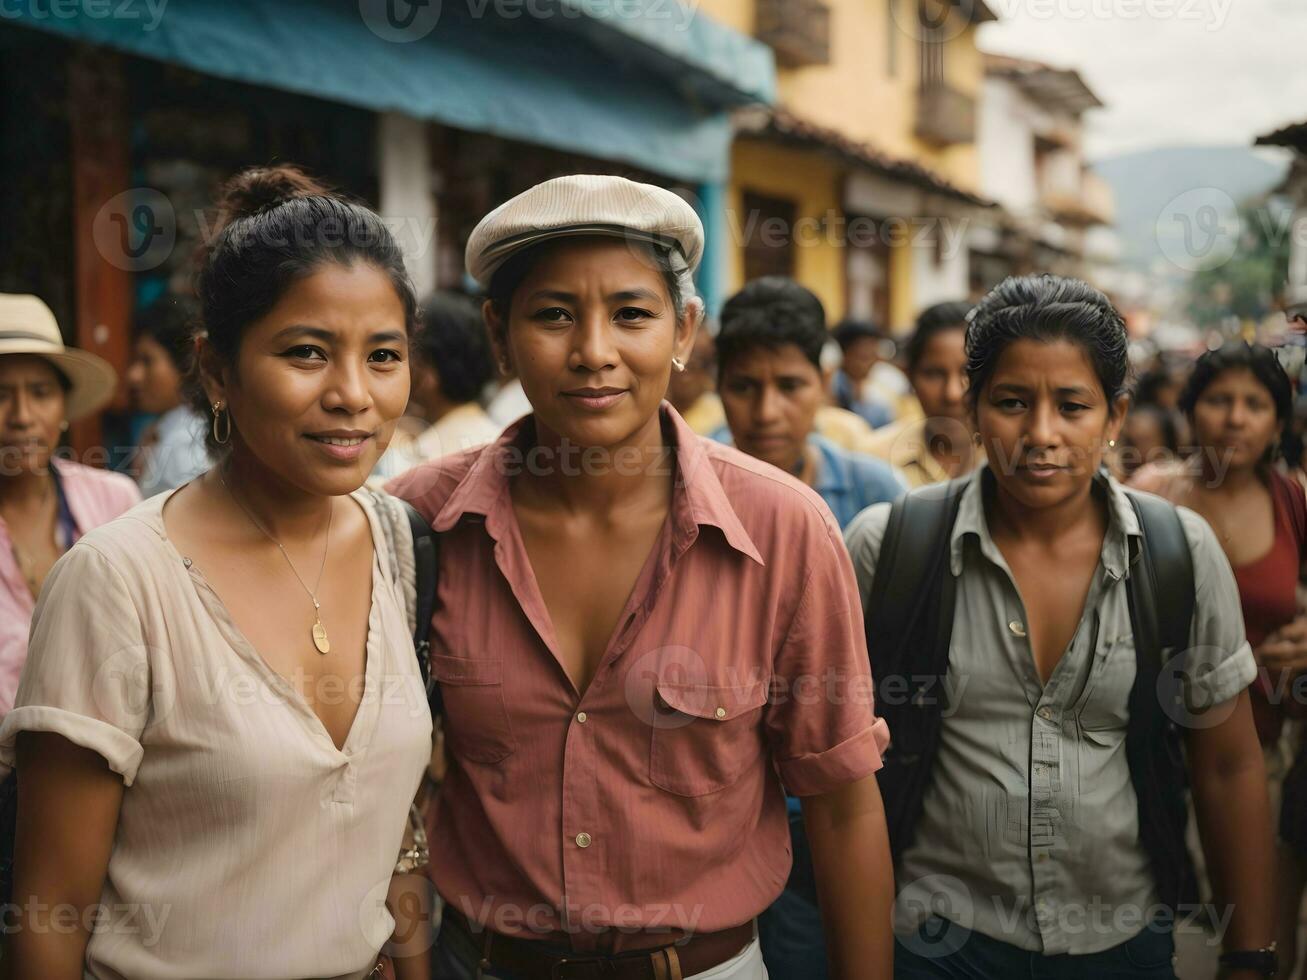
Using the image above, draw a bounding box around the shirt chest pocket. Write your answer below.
[1075,635,1137,739]
[649,679,768,797]
[431,655,516,765]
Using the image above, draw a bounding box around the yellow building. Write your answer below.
[697,0,996,331]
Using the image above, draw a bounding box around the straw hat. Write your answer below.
[0,294,118,420]
[466,174,705,290]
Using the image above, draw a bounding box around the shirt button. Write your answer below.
[1037,706,1056,722]
[715,707,727,720]
[1009,620,1027,638]
[575,833,592,849]
[576,712,588,724]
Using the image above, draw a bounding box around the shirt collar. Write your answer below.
[948,463,1139,579]
[810,434,849,499]
[433,401,764,566]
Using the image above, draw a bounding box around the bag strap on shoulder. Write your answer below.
[402,501,441,714]
[866,480,967,667]
[1124,490,1195,674]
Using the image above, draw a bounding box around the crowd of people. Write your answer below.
[0,163,1303,980]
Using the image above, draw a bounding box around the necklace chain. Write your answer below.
[217,469,332,612]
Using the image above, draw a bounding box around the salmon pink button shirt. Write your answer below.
[387,403,889,953]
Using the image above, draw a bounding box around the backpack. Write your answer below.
[0,500,441,908]
[866,476,1198,910]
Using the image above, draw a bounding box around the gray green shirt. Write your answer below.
[843,466,1256,955]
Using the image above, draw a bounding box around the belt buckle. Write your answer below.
[550,954,613,979]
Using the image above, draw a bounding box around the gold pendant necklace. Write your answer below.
[219,469,334,655]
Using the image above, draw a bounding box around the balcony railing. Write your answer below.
[915,82,976,146]
[756,0,831,68]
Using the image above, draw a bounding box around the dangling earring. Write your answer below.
[672,357,686,373]
[211,401,231,446]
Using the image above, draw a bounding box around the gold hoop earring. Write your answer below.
[211,401,231,446]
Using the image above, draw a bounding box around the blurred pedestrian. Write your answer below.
[830,319,904,429]
[865,301,978,488]
[1114,403,1180,480]
[847,275,1274,979]
[666,326,724,435]
[715,277,905,528]
[388,175,895,980]
[0,167,432,979]
[125,295,210,497]
[373,290,499,480]
[711,276,902,977]
[1130,340,1307,976]
[0,293,140,719]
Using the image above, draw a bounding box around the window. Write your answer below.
[742,192,798,282]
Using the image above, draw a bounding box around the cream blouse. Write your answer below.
[0,487,432,980]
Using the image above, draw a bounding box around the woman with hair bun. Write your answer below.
[845,275,1274,979]
[1,166,433,978]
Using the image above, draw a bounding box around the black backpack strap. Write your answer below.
[865,479,966,861]
[1123,489,1197,910]
[402,501,442,717]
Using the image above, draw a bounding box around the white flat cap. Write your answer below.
[466,174,705,290]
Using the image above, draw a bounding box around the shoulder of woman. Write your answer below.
[383,443,486,524]
[1125,459,1189,498]
[55,458,143,515]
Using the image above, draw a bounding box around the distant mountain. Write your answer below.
[1093,145,1290,271]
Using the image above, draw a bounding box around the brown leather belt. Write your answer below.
[444,907,753,980]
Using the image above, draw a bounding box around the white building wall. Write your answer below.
[377,112,438,298]
[978,77,1038,216]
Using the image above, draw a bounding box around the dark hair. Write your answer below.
[965,274,1129,410]
[715,277,826,377]
[831,318,886,352]
[135,295,198,375]
[189,165,418,452]
[416,291,496,404]
[484,236,696,323]
[1178,341,1294,427]
[1133,366,1181,407]
[906,301,971,373]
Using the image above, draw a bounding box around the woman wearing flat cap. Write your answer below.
[0,293,140,719]
[388,174,894,980]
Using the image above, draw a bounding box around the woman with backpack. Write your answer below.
[844,275,1274,979]
[1129,341,1307,978]
[388,174,895,979]
[0,167,434,978]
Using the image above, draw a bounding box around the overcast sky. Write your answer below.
[976,0,1307,161]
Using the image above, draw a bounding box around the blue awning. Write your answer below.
[6,0,774,184]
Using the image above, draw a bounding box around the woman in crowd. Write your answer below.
[865,301,978,488]
[1,167,432,979]
[1130,341,1307,978]
[388,174,894,980]
[1115,402,1179,480]
[846,275,1274,979]
[0,293,140,719]
[125,294,211,497]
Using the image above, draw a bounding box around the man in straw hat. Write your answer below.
[0,293,140,717]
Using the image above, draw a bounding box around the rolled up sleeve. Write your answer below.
[0,544,149,785]
[765,516,889,797]
[1176,507,1257,711]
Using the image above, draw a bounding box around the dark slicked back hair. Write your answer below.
[716,276,827,378]
[965,274,1129,411]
